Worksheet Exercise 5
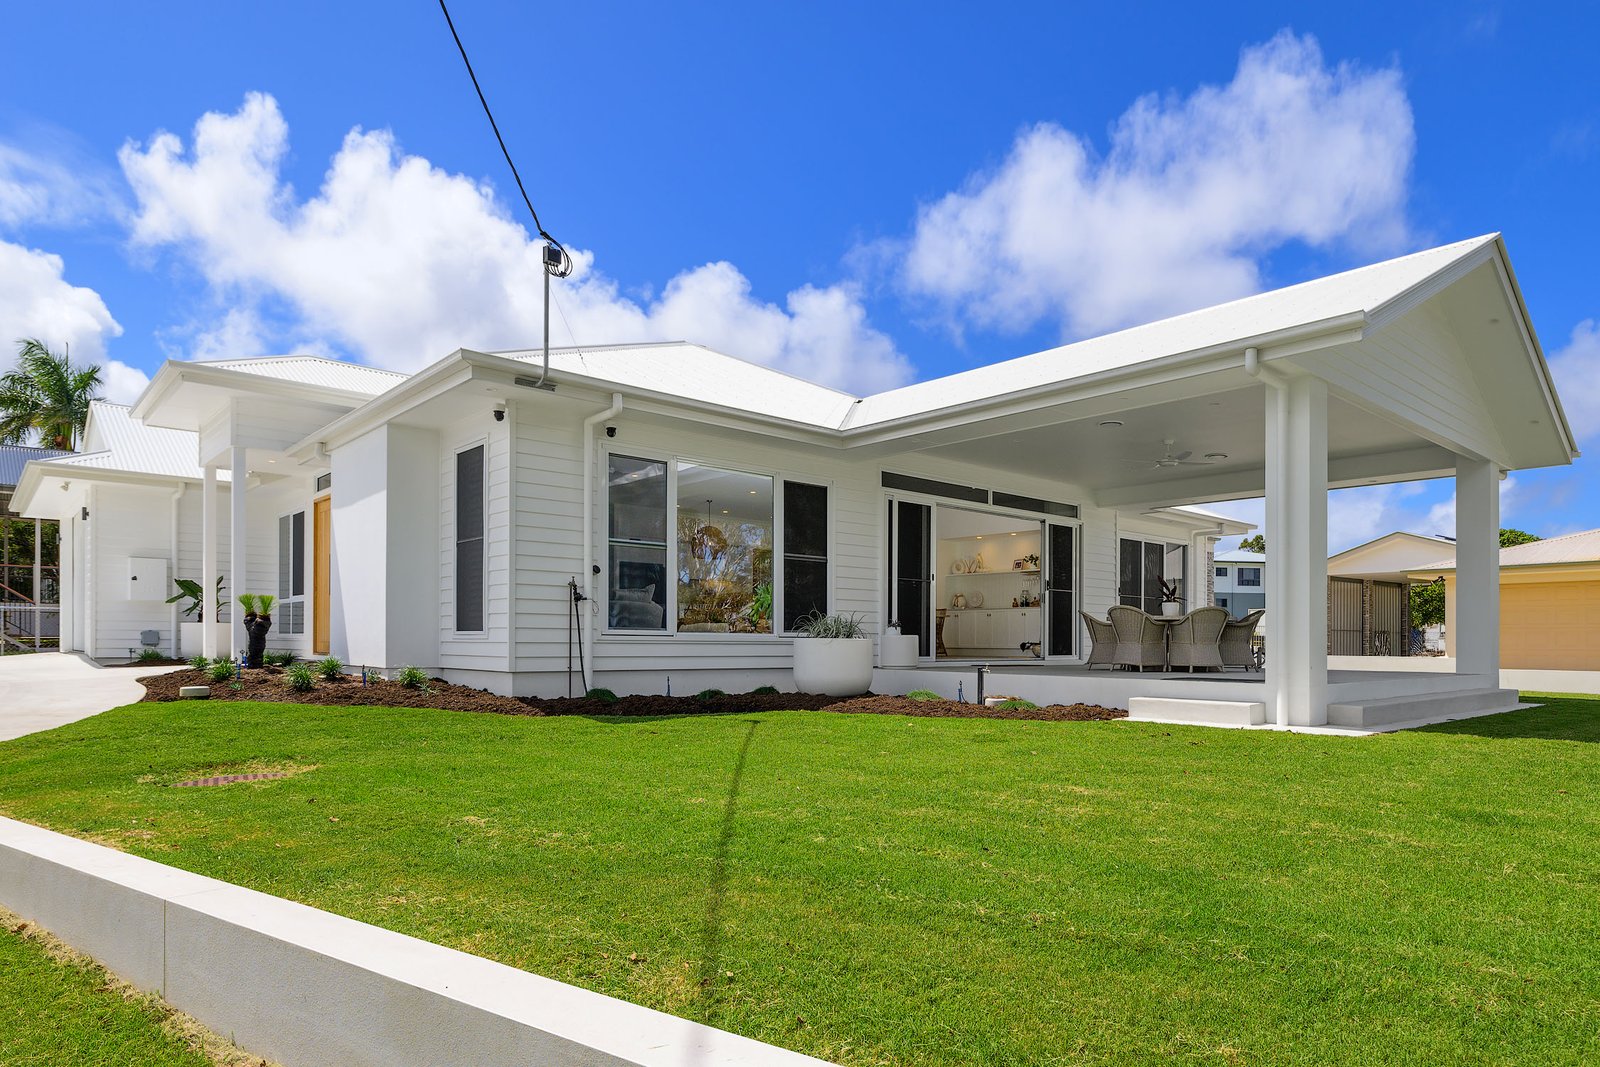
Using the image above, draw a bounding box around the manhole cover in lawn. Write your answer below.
[171,772,294,788]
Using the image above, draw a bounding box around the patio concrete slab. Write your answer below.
[0,653,180,742]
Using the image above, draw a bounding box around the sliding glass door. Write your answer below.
[1045,523,1075,656]
[1119,538,1188,613]
[889,500,933,657]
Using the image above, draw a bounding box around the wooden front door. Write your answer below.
[313,496,331,655]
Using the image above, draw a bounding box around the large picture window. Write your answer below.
[455,445,486,632]
[677,463,773,633]
[607,455,669,631]
[783,481,828,631]
[278,511,305,635]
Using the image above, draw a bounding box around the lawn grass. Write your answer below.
[0,697,1597,1065]
[0,913,219,1067]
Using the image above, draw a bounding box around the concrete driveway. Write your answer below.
[0,654,181,742]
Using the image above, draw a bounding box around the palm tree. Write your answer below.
[0,339,102,450]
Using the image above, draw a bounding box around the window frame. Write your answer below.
[600,445,831,640]
[278,508,307,636]
[1237,566,1262,587]
[452,439,489,635]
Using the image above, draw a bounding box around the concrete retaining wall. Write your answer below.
[1327,656,1600,695]
[0,816,833,1067]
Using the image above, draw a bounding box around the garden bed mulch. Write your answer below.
[139,669,1125,723]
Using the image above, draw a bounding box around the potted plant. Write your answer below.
[792,611,873,695]
[1160,579,1183,617]
[238,593,277,668]
[167,576,229,657]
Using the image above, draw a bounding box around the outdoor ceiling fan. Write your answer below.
[1122,439,1217,470]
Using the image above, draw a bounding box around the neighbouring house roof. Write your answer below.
[1415,528,1600,572]
[1215,550,1266,563]
[193,355,407,397]
[0,445,69,489]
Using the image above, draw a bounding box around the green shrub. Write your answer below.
[285,663,315,692]
[395,665,429,690]
[994,698,1039,711]
[207,659,236,684]
[751,685,780,695]
[316,655,345,680]
[695,688,726,701]
[585,687,619,703]
[236,593,259,615]
[262,649,296,667]
[188,654,210,671]
[906,689,943,702]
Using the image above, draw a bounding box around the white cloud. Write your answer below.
[119,93,912,392]
[0,142,116,230]
[1548,319,1600,440]
[898,31,1414,341]
[100,359,151,404]
[0,238,122,370]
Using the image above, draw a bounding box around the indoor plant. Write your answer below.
[167,576,229,657]
[791,611,873,695]
[1160,579,1183,617]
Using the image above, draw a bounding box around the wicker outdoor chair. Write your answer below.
[1081,610,1117,669]
[1220,609,1265,671]
[1108,605,1168,672]
[1167,606,1229,671]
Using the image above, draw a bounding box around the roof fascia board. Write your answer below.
[134,362,377,430]
[290,354,478,456]
[1364,239,1497,333]
[1486,239,1581,458]
[1329,530,1456,564]
[11,459,208,517]
[839,311,1369,445]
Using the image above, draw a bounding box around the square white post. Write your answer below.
[1263,375,1329,726]
[1453,456,1500,679]
[202,466,219,660]
[230,446,248,661]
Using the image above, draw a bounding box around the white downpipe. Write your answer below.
[1244,346,1292,727]
[581,393,624,692]
[170,487,184,658]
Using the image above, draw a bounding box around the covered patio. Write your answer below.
[862,235,1576,729]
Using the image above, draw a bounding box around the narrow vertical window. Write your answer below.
[782,481,828,631]
[456,445,485,632]
[278,511,306,634]
[607,454,668,631]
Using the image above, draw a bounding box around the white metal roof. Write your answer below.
[1215,550,1266,563]
[493,343,861,428]
[844,235,1500,428]
[50,402,216,480]
[1417,528,1600,571]
[195,355,407,397]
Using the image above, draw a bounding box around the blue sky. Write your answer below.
[2,2,1596,549]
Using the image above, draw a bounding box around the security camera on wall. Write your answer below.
[605,425,617,438]
[493,404,506,423]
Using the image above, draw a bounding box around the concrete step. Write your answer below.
[1127,697,1266,726]
[1326,687,1521,729]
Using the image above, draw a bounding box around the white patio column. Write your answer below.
[230,446,248,660]
[202,465,219,660]
[1453,456,1500,679]
[1263,375,1329,727]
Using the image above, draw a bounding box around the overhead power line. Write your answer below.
[436,0,565,256]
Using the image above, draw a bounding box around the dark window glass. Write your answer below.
[456,445,485,632]
[278,512,307,634]
[992,491,1079,518]
[315,472,332,492]
[291,511,305,598]
[1046,523,1075,656]
[1118,538,1142,608]
[607,454,668,631]
[894,501,933,656]
[1143,542,1165,614]
[783,481,828,631]
[880,472,988,504]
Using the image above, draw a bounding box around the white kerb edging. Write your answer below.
[0,817,835,1067]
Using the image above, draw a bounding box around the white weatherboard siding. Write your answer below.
[438,412,512,677]
[86,484,177,659]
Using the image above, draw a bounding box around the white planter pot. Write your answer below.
[793,637,874,696]
[1160,602,1183,617]
[879,632,920,669]
[180,621,233,658]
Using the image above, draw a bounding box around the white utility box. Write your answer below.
[128,556,170,601]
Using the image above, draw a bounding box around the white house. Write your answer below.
[1326,531,1458,654]
[1212,549,1266,618]
[11,234,1578,729]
